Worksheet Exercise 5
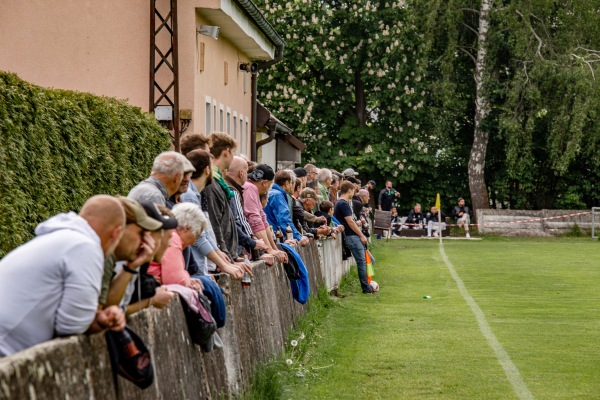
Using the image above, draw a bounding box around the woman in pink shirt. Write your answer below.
[148,203,206,290]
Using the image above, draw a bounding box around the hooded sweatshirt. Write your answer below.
[0,212,104,357]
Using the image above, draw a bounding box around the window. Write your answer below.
[233,115,238,141]
[219,104,224,131]
[213,103,217,132]
[227,108,231,135]
[205,101,211,134]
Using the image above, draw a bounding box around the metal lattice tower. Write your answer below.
[150,0,180,151]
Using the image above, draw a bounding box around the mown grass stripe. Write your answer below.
[439,243,535,400]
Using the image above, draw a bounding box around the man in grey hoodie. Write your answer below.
[0,195,127,358]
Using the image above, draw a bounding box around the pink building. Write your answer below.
[0,0,303,165]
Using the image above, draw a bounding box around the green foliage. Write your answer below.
[255,0,438,193]
[0,72,170,256]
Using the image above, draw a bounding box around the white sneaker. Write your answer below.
[433,232,439,237]
[466,233,470,238]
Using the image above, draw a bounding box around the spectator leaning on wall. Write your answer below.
[0,195,127,357]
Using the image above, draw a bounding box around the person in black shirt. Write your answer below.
[378,180,400,211]
[406,203,424,229]
[334,181,374,294]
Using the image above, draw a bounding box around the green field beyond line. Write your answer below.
[281,237,600,399]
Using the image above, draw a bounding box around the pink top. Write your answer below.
[147,230,191,287]
[242,181,269,233]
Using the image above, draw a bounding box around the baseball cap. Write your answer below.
[248,164,275,181]
[118,197,163,231]
[139,201,178,230]
[299,188,319,201]
[183,158,196,174]
[342,168,359,177]
[293,167,307,178]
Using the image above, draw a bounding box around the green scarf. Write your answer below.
[212,165,234,200]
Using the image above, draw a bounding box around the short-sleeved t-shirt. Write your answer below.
[334,199,356,236]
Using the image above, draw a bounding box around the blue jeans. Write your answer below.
[345,235,371,293]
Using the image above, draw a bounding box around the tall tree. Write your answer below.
[255,0,443,209]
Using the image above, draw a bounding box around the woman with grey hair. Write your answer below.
[147,203,207,290]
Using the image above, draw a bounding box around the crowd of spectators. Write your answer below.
[0,128,474,360]
[0,131,390,360]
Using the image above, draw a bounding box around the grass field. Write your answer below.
[252,237,600,399]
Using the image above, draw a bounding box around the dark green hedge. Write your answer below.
[0,72,171,256]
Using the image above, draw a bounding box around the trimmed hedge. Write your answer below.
[0,72,171,256]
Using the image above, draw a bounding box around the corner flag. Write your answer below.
[435,193,441,210]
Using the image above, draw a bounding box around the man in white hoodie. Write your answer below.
[0,195,127,358]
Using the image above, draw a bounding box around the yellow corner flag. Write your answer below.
[435,193,441,210]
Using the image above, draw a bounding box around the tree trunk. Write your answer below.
[468,0,493,218]
[355,69,367,126]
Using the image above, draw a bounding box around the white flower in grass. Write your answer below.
[291,340,298,347]
[300,333,305,340]
[286,359,293,365]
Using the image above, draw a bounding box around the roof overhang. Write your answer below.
[196,0,283,60]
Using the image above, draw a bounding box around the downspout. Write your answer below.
[251,43,284,161]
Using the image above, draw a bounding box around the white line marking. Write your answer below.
[439,244,535,400]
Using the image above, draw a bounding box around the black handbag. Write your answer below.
[180,291,217,347]
[105,326,154,389]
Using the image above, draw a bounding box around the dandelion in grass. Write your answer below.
[291,340,298,347]
[286,359,293,365]
[299,333,305,340]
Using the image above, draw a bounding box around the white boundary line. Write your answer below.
[439,243,535,400]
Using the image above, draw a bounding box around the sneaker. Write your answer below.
[433,232,439,237]
[427,234,432,237]
[466,233,470,238]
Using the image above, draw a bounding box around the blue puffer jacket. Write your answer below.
[280,243,310,304]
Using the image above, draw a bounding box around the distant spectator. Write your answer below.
[317,168,333,205]
[265,170,309,246]
[378,180,400,211]
[180,132,211,156]
[297,188,331,238]
[425,206,447,237]
[304,163,319,190]
[342,168,360,179]
[407,203,425,229]
[328,174,340,203]
[315,200,334,226]
[148,203,207,290]
[452,197,471,238]
[225,156,269,258]
[204,132,239,260]
[334,181,373,294]
[362,180,377,210]
[128,151,194,206]
[243,164,288,263]
[293,167,308,189]
[390,207,402,236]
[0,195,126,357]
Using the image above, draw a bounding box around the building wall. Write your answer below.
[0,0,149,110]
[184,5,254,157]
[0,0,266,158]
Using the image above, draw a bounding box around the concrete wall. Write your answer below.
[476,209,596,236]
[0,237,352,400]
